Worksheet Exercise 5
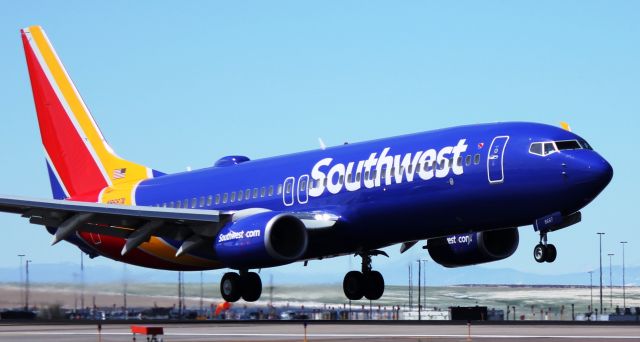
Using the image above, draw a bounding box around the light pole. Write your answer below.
[621,241,627,309]
[588,271,593,312]
[597,232,605,315]
[80,252,85,311]
[421,260,428,311]
[608,253,614,310]
[25,259,32,311]
[17,254,25,309]
[417,260,421,320]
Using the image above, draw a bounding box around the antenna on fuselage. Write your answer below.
[318,138,327,150]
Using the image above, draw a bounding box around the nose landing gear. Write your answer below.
[343,251,387,301]
[533,231,557,263]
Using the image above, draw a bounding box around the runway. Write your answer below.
[0,322,639,341]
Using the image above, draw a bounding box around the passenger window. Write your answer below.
[191,198,197,208]
[372,170,377,180]
[456,156,462,167]
[356,172,361,182]
[268,185,274,196]
[245,189,251,200]
[162,203,166,208]
[176,201,181,208]
[338,175,344,185]
[474,154,480,165]
[544,143,556,155]
[408,165,413,174]
[222,193,228,204]
[465,155,471,166]
[215,194,220,205]
[285,183,291,194]
[169,201,174,208]
[199,196,205,207]
[253,188,258,198]
[261,187,266,197]
[277,184,283,195]
[364,171,369,180]
[206,196,212,206]
[184,199,189,208]
[230,192,236,202]
[237,190,243,202]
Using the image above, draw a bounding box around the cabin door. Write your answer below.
[487,136,509,184]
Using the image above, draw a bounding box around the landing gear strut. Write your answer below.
[533,231,557,263]
[343,251,386,301]
[220,270,262,302]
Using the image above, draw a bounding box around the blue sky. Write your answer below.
[0,1,638,284]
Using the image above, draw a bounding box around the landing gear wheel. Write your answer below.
[240,272,262,302]
[533,244,547,263]
[343,271,364,300]
[364,270,385,300]
[220,272,241,302]
[545,244,557,263]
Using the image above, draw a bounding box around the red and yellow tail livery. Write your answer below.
[21,26,156,203]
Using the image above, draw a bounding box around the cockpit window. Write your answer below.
[529,143,543,156]
[543,143,556,155]
[579,139,593,150]
[555,140,581,151]
[530,139,588,157]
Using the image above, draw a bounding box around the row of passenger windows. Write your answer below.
[154,153,483,208]
[529,139,591,157]
[157,184,283,209]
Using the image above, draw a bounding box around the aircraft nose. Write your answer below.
[571,154,613,194]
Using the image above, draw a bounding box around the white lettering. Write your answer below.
[309,158,332,197]
[306,139,468,197]
[326,163,345,194]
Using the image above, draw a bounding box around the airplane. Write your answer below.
[0,26,612,303]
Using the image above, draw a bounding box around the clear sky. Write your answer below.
[0,1,638,283]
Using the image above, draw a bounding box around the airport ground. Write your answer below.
[2,283,639,321]
[0,321,639,341]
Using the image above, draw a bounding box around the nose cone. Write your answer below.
[570,153,613,201]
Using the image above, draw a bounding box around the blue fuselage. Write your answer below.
[133,122,612,263]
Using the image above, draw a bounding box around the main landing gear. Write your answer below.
[533,230,557,263]
[343,251,387,301]
[220,271,262,302]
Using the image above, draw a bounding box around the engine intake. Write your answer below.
[214,211,308,269]
[427,227,519,268]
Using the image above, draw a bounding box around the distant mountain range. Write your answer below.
[1,261,637,286]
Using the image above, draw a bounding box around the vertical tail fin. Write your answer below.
[21,26,161,201]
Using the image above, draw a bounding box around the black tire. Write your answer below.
[343,271,364,300]
[533,244,546,263]
[241,272,262,302]
[220,272,241,302]
[545,244,557,263]
[364,270,385,300]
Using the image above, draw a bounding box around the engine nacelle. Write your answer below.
[427,227,519,268]
[214,211,308,269]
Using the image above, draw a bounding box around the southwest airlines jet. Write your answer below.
[0,26,613,303]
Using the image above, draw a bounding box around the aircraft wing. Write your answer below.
[0,195,226,253]
[0,195,338,256]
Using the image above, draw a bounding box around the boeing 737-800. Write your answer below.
[0,26,613,302]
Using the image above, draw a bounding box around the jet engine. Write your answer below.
[214,211,308,269]
[427,227,519,268]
